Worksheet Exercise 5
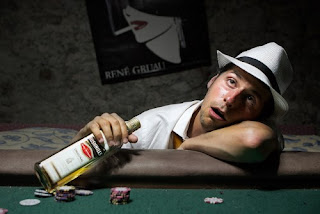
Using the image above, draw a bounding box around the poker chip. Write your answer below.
[110,187,131,205]
[35,189,50,193]
[204,197,223,204]
[54,186,76,202]
[75,189,94,196]
[0,208,8,214]
[33,186,93,202]
[34,189,54,198]
[19,199,41,206]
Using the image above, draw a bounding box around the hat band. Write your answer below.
[237,56,280,93]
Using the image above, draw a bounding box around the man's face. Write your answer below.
[199,65,272,132]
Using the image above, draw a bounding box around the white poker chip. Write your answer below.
[204,197,223,204]
[34,192,53,197]
[75,189,93,196]
[19,199,41,206]
[56,185,76,192]
[35,189,49,193]
[34,189,54,197]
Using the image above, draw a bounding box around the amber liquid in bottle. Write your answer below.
[34,117,140,193]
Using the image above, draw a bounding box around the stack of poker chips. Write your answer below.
[54,186,76,202]
[109,187,131,205]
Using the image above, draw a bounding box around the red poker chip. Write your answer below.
[0,208,8,214]
[111,187,131,194]
[54,186,76,202]
[55,196,75,202]
[110,187,131,205]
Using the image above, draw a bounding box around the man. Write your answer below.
[73,42,293,163]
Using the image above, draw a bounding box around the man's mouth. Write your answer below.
[211,107,226,121]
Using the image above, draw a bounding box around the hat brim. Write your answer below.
[217,50,289,119]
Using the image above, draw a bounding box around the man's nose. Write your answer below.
[224,90,242,108]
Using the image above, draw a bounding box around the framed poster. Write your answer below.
[86,0,211,84]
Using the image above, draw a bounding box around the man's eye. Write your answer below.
[247,95,255,103]
[227,78,236,85]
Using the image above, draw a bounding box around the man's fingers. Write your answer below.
[128,134,138,144]
[76,113,133,148]
[87,120,104,143]
[100,113,127,147]
[110,113,128,144]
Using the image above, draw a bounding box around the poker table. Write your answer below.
[1,186,320,213]
[1,149,320,213]
[1,126,320,213]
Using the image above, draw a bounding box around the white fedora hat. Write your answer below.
[217,42,293,119]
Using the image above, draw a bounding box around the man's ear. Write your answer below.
[207,75,218,89]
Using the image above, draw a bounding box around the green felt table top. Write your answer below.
[0,186,319,214]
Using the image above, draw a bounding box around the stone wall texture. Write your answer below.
[0,0,319,132]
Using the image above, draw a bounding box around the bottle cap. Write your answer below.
[125,117,141,134]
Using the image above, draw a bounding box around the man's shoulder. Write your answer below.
[135,100,201,128]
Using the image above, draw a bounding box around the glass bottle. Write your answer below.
[34,117,140,193]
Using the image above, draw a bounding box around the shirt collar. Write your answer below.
[173,101,202,140]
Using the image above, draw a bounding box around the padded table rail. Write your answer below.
[0,149,319,189]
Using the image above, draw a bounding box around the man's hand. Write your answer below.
[72,113,138,148]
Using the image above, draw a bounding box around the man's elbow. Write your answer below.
[241,126,276,163]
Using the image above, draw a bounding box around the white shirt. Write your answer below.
[122,100,284,151]
[122,101,202,149]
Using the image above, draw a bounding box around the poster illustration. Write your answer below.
[86,0,211,83]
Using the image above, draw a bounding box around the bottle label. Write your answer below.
[39,134,105,184]
[81,143,93,159]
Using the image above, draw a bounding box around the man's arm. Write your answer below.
[179,121,278,163]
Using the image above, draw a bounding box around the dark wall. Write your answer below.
[0,0,319,131]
